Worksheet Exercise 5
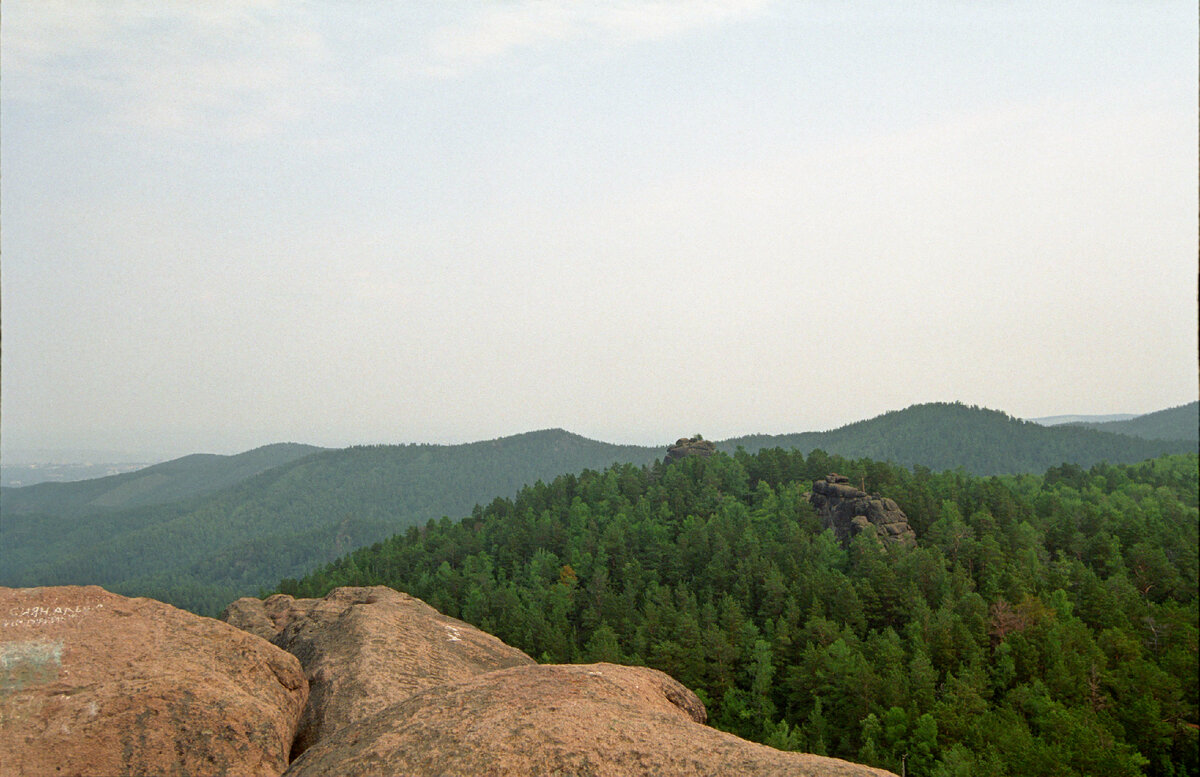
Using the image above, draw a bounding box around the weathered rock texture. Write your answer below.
[809,473,917,547]
[0,585,306,777]
[221,585,535,757]
[283,662,897,777]
[4,582,897,776]
[665,435,717,463]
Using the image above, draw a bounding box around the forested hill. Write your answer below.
[0,442,324,516]
[719,402,1196,474]
[1070,401,1199,443]
[283,449,1199,777]
[0,430,660,614]
[3,404,1191,615]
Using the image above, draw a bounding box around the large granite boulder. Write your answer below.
[0,585,306,777]
[221,585,535,757]
[283,662,896,777]
[809,473,917,547]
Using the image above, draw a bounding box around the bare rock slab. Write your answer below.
[222,585,535,757]
[284,662,897,777]
[0,585,307,777]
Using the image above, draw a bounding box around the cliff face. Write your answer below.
[808,473,917,547]
[1,584,898,777]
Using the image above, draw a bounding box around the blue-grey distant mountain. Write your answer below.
[1066,401,1198,443]
[1029,413,1138,426]
[1,462,155,488]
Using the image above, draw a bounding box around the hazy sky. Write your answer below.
[2,1,1197,461]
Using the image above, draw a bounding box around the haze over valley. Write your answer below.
[2,2,1196,464]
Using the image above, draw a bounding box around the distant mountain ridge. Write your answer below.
[718,402,1195,474]
[1029,413,1138,426]
[1,442,325,516]
[0,430,661,614]
[1067,401,1198,442]
[1,402,1192,615]
[1027,402,1197,443]
[1,462,154,489]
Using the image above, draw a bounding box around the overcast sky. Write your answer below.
[2,1,1196,461]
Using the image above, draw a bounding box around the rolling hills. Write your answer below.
[1066,400,1198,442]
[0,442,324,515]
[0,430,661,613]
[719,402,1196,473]
[1029,412,1137,425]
[1,402,1193,615]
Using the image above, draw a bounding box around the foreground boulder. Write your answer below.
[809,473,917,547]
[0,585,306,777]
[283,662,896,777]
[222,585,535,757]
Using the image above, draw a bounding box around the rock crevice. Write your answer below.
[221,585,534,758]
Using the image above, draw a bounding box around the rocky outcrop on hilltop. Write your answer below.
[809,473,917,547]
[0,585,306,777]
[284,662,896,777]
[221,585,535,757]
[665,435,717,462]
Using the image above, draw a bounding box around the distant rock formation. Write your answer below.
[221,585,534,758]
[284,662,896,777]
[665,435,717,463]
[0,585,306,777]
[809,473,917,547]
